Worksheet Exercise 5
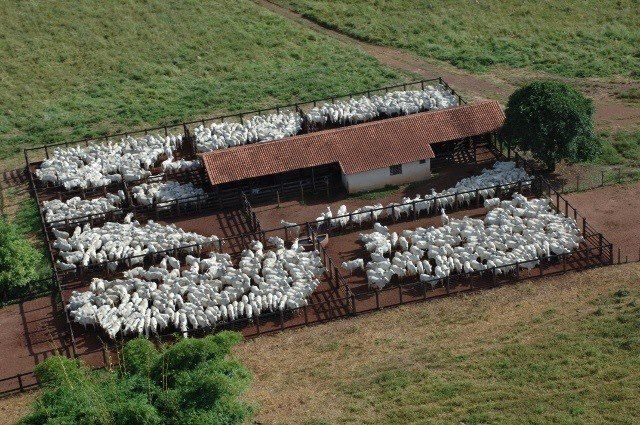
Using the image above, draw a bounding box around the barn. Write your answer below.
[200,100,505,195]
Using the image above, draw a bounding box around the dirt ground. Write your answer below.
[0,296,73,394]
[565,181,640,261]
[254,161,497,230]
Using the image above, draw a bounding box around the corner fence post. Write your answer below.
[599,234,603,263]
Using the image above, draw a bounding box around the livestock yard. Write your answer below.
[1,1,638,423]
[0,79,625,399]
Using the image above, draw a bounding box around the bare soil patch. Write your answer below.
[565,181,640,260]
[0,296,73,393]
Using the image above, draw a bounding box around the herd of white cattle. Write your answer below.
[53,216,217,272]
[35,134,187,190]
[43,191,126,225]
[348,193,582,290]
[67,238,325,338]
[315,162,531,229]
[194,85,458,153]
[41,180,206,226]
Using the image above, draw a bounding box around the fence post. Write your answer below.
[599,234,603,262]
[398,284,403,304]
[279,309,284,330]
[376,290,381,309]
[609,244,613,265]
[17,374,23,392]
[97,342,108,368]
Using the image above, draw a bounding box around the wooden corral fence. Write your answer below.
[0,277,57,308]
[218,176,331,208]
[312,179,535,235]
[38,172,330,234]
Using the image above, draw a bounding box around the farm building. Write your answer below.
[201,100,505,194]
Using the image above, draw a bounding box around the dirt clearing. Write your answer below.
[565,181,640,259]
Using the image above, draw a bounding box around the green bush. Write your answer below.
[0,217,44,299]
[20,333,252,425]
[500,81,598,170]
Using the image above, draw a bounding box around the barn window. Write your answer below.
[390,164,403,175]
[419,159,427,164]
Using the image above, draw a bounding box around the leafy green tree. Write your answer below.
[500,80,598,170]
[20,332,252,425]
[0,217,43,299]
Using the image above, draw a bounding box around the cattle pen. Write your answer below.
[1,79,625,398]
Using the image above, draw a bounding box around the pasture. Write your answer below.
[0,0,401,161]
[238,262,640,424]
[277,0,640,78]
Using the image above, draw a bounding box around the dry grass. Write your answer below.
[0,391,39,425]
[236,263,640,424]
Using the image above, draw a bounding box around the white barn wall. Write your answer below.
[341,160,431,194]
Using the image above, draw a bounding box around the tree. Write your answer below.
[499,80,598,171]
[0,217,43,299]
[19,332,252,425]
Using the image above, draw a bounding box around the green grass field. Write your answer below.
[239,263,640,424]
[278,0,640,79]
[0,0,402,161]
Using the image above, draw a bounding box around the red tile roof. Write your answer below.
[201,100,504,185]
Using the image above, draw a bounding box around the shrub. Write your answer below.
[500,81,598,170]
[20,333,252,425]
[0,217,43,299]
